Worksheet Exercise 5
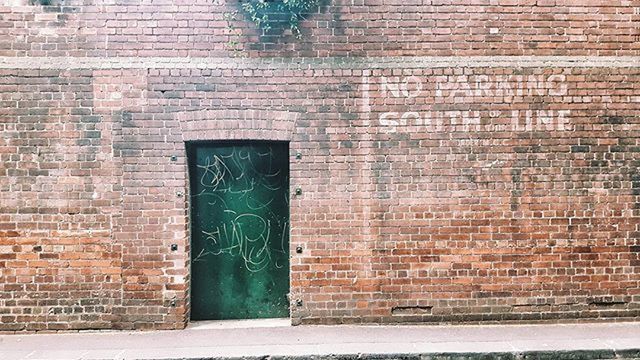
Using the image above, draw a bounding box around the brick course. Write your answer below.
[1,0,640,57]
[0,0,639,331]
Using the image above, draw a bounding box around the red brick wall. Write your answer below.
[1,0,640,57]
[0,69,124,330]
[0,0,639,331]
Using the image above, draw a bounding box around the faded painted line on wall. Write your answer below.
[1,56,640,70]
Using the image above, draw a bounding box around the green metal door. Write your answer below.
[188,141,290,320]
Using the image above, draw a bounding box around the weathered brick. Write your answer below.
[0,0,639,332]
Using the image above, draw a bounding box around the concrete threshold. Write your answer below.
[187,318,291,330]
[0,321,639,360]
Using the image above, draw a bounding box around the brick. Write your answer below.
[0,1,639,332]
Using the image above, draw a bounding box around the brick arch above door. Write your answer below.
[177,109,299,142]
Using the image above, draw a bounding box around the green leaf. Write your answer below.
[238,0,319,38]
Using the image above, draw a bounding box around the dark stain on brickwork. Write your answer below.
[119,110,134,129]
[570,145,590,153]
[340,140,353,148]
[602,115,625,124]
[631,172,640,196]
[391,306,433,315]
[338,83,352,92]
[194,83,216,92]
[588,297,629,307]
[510,167,523,211]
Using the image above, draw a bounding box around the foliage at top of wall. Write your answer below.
[239,0,320,38]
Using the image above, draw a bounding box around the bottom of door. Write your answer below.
[187,318,291,330]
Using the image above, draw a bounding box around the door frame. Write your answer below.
[185,140,292,322]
